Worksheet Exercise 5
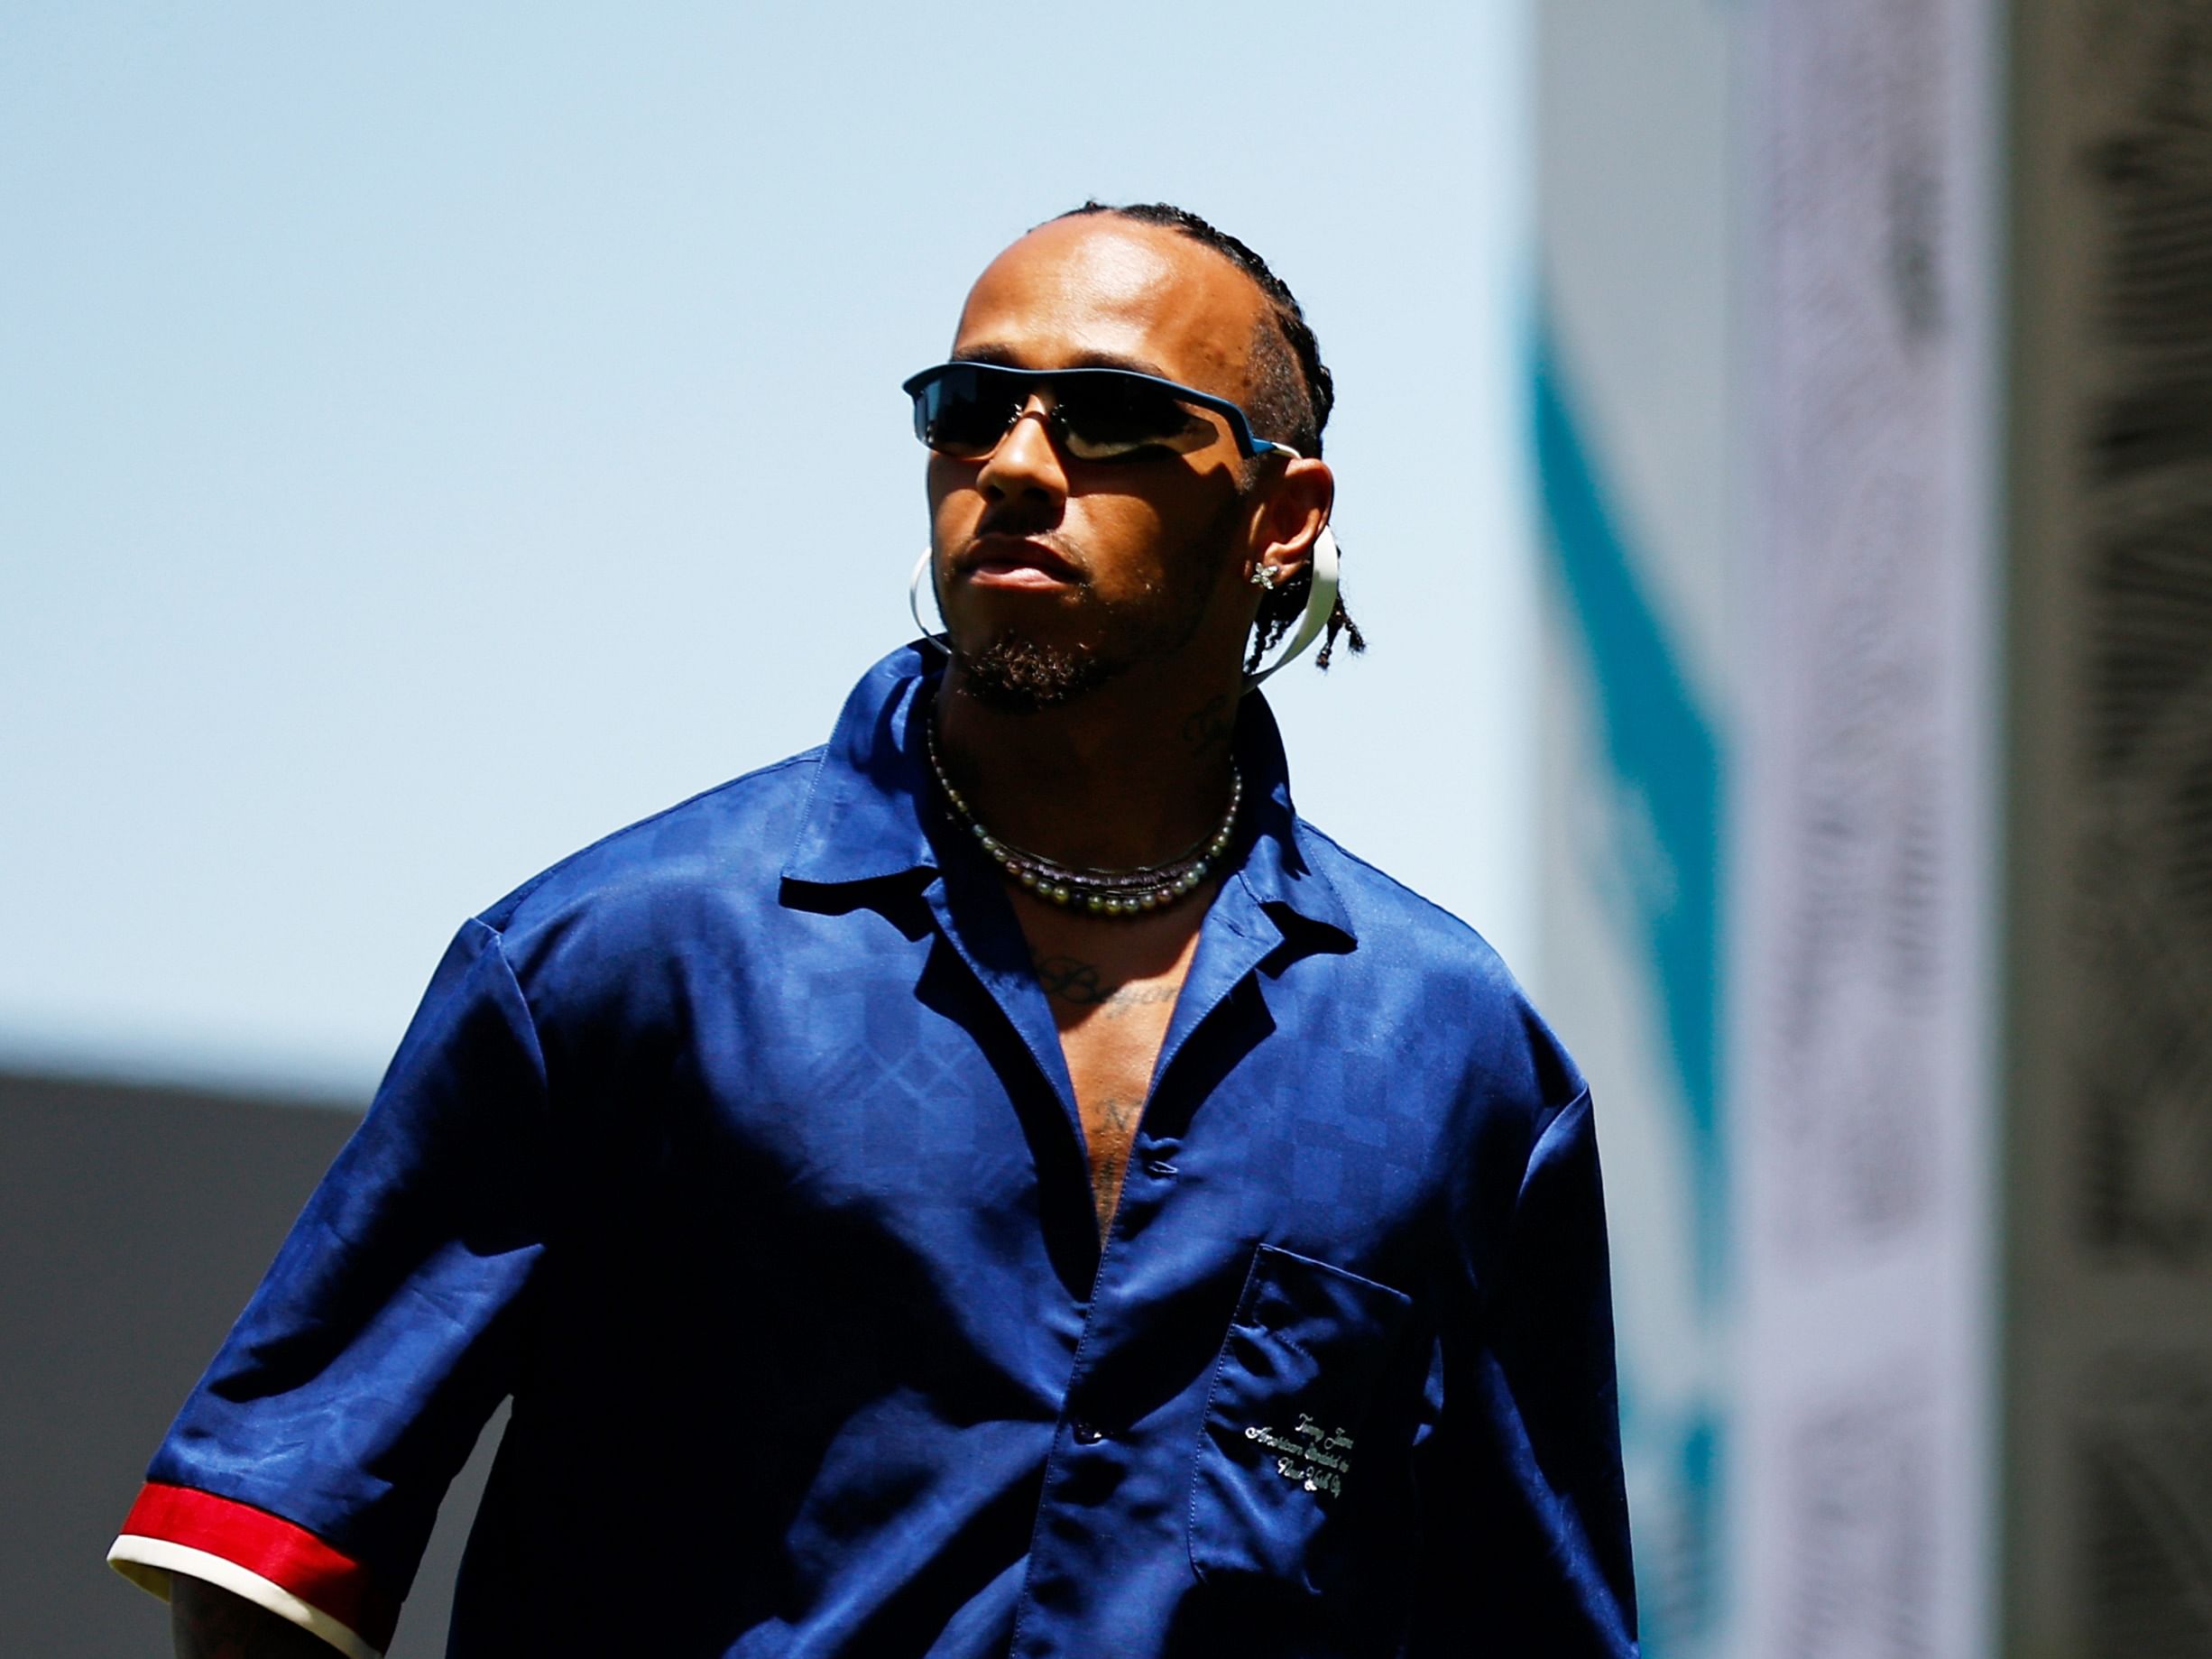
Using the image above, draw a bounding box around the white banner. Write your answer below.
[1734,2,1998,1654]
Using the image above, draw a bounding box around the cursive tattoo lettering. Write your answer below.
[1034,954,1180,1011]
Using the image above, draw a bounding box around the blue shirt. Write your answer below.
[121,647,1636,1657]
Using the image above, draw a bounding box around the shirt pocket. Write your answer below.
[1187,1243,1413,1595]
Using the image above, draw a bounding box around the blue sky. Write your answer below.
[1,3,1534,1099]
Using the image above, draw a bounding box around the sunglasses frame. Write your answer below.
[901,360,1297,464]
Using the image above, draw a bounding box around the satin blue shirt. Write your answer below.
[140,647,1636,1656]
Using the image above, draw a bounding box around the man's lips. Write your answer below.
[955,535,1083,589]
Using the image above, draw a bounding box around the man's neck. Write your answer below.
[933,661,1242,873]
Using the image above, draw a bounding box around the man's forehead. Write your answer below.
[950,217,1266,397]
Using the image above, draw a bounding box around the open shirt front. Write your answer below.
[111,646,1636,1657]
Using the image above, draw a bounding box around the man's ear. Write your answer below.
[1247,456,1334,588]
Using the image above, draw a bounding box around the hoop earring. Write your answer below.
[909,548,950,654]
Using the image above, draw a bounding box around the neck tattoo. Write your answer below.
[924,718,1240,919]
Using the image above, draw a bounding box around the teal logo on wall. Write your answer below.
[1535,317,1727,1655]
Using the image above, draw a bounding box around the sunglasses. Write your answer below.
[901,361,1297,465]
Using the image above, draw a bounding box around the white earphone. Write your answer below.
[1242,525,1339,692]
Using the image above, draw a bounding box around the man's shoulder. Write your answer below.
[475,745,828,938]
[1286,816,1585,1110]
[1288,816,1518,986]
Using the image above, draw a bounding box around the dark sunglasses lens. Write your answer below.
[1055,377,1193,460]
[915,367,1021,457]
[908,365,1199,462]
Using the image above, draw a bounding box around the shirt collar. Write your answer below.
[780,643,1356,945]
[779,645,940,887]
[1223,686,1356,946]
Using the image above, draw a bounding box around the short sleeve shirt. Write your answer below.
[110,646,1637,1657]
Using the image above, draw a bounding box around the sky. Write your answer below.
[1,2,1535,1102]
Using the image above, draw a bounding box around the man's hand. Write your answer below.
[171,1575,336,1658]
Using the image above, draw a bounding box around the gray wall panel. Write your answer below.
[0,1073,497,1658]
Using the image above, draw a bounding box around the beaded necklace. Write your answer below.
[924,719,1240,918]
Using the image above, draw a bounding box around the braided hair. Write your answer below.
[1051,201,1367,672]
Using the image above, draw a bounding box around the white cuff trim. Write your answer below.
[107,1534,382,1659]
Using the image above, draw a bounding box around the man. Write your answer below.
[110,203,1637,1656]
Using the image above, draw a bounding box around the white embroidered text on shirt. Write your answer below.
[1244,1412,1355,1498]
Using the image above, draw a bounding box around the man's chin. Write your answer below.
[950,634,1125,714]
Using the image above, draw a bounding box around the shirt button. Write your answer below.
[1070,1420,1107,1445]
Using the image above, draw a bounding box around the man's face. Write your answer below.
[926,216,1274,711]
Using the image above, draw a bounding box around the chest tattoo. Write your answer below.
[1025,953,1187,1236]
[1034,954,1181,1011]
[1085,1092,1143,1234]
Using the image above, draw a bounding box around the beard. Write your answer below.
[954,631,1120,712]
[950,493,1245,714]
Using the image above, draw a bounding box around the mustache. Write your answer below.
[972,500,1067,544]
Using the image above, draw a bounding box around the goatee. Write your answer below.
[954,633,1121,713]
[945,490,1247,714]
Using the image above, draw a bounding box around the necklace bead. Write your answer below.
[924,720,1238,920]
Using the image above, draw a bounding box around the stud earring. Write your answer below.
[1249,565,1281,591]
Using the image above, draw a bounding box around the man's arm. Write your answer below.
[110,918,548,1655]
[1411,1086,1638,1655]
[171,1576,341,1659]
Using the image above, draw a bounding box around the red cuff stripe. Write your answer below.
[120,1483,400,1651]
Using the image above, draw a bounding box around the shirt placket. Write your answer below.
[925,867,1286,1656]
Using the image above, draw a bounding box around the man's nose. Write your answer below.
[975,394,1068,505]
